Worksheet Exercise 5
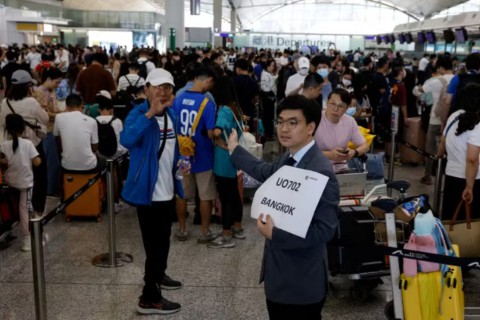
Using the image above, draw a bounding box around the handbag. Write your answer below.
[443,200,480,257]
[6,99,47,139]
[233,109,262,159]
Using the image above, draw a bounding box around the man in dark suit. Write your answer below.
[227,95,339,319]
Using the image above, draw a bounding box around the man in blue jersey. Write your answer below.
[173,66,218,243]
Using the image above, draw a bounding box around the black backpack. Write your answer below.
[138,61,148,80]
[96,117,118,157]
[117,76,140,105]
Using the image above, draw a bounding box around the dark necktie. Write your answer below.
[285,156,296,167]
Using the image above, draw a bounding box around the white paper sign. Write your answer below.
[251,165,329,238]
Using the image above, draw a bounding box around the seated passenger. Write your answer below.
[314,88,369,172]
[53,94,98,172]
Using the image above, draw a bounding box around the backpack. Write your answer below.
[403,209,456,277]
[138,61,148,80]
[117,76,140,106]
[432,76,449,124]
[96,117,118,157]
[233,112,262,159]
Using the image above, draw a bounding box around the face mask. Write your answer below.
[342,79,352,87]
[298,68,308,76]
[317,68,328,78]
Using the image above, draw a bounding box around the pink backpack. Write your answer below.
[403,210,451,276]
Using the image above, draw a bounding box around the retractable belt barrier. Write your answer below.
[41,152,129,226]
[400,140,437,161]
[335,243,480,270]
[30,152,130,320]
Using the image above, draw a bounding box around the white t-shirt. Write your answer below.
[53,111,98,171]
[117,74,146,92]
[419,57,429,71]
[285,73,306,97]
[421,74,454,126]
[1,138,38,189]
[137,57,155,75]
[444,110,480,179]
[95,115,127,154]
[55,49,70,72]
[26,52,42,70]
[152,114,176,201]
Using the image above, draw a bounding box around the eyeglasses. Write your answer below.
[275,119,302,130]
[151,84,173,91]
[327,101,347,110]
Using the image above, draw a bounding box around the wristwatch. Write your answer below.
[353,150,359,158]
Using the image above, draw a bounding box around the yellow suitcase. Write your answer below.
[400,244,464,320]
[440,244,464,320]
[401,272,441,320]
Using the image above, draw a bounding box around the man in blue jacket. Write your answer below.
[120,68,185,315]
[227,95,339,319]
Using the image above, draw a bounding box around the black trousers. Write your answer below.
[266,298,326,320]
[261,94,275,138]
[215,175,243,231]
[32,141,47,213]
[137,199,174,302]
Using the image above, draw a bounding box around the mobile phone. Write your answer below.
[340,149,349,154]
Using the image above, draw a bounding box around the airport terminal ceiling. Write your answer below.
[53,0,467,34]
[41,0,470,21]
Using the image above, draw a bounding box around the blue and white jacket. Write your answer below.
[120,100,184,206]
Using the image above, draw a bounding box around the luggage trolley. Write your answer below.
[329,175,412,302]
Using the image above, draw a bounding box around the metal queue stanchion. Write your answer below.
[92,156,133,267]
[434,157,444,218]
[387,106,400,196]
[29,153,131,319]
[31,217,47,320]
[401,141,443,216]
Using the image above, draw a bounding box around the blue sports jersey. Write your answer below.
[173,90,216,173]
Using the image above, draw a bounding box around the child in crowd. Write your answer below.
[95,90,126,212]
[95,90,126,157]
[1,114,42,251]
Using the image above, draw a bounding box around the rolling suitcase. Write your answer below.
[400,117,426,164]
[327,206,386,274]
[440,244,464,320]
[63,172,103,221]
[400,244,464,320]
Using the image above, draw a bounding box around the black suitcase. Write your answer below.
[327,206,386,275]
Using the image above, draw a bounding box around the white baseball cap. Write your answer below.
[96,90,112,100]
[298,57,310,70]
[146,68,175,87]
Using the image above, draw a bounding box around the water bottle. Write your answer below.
[175,156,190,180]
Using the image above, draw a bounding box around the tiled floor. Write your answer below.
[1,147,479,320]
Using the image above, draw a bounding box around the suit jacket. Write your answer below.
[231,143,339,305]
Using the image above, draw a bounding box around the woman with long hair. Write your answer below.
[33,67,64,196]
[209,76,245,248]
[438,83,480,219]
[56,63,80,101]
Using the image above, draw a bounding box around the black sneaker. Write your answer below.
[137,296,181,315]
[160,274,182,290]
